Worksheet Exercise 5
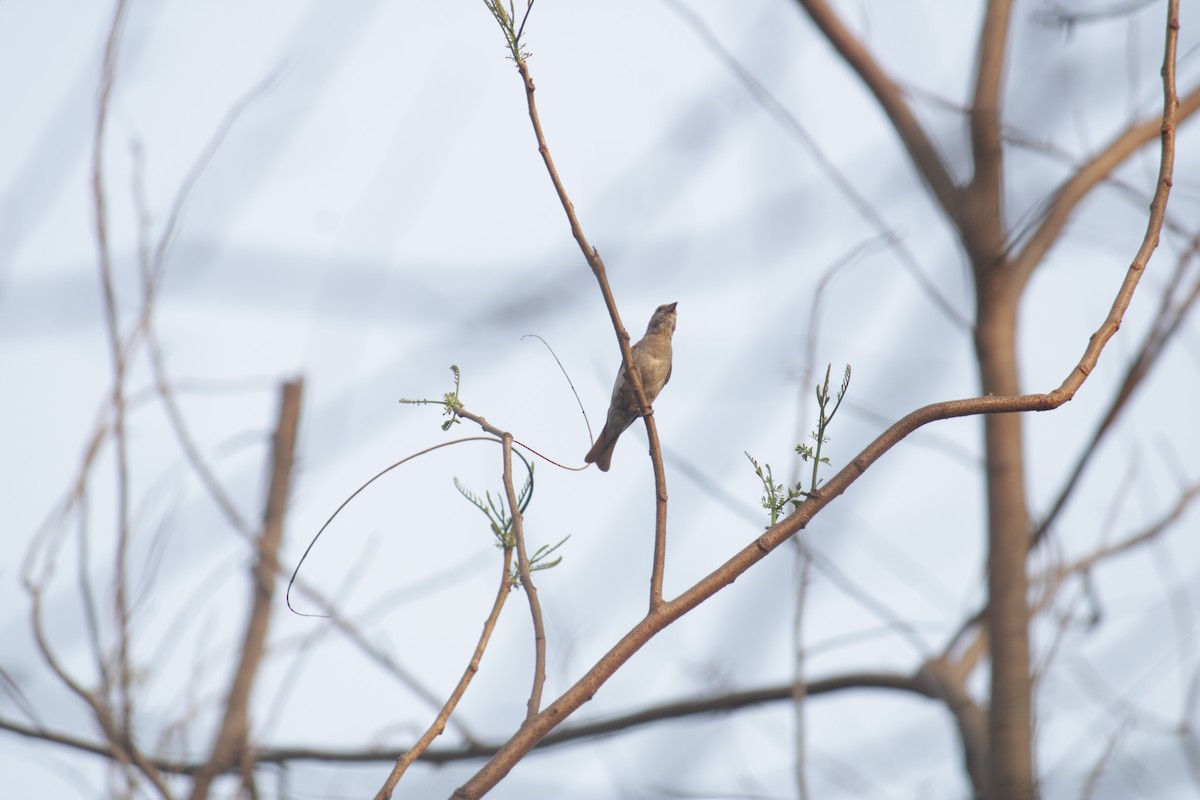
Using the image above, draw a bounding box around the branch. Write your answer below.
[1033,236,1200,544]
[1047,477,1200,584]
[450,407,548,718]
[504,431,547,718]
[1009,81,1200,292]
[25,586,172,797]
[91,0,138,761]
[0,671,939,771]
[450,396,1111,794]
[188,379,303,799]
[964,0,1013,266]
[451,1,1182,792]
[374,544,515,799]
[794,0,962,224]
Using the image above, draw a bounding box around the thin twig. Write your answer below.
[1033,236,1200,545]
[90,2,145,793]
[521,333,593,445]
[26,586,173,797]
[286,433,530,727]
[504,433,547,717]
[791,548,812,800]
[451,406,548,717]
[132,77,282,539]
[0,670,946,771]
[1045,478,1200,582]
[373,545,515,799]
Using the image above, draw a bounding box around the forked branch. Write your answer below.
[451,2,1181,794]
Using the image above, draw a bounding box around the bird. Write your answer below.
[585,302,677,472]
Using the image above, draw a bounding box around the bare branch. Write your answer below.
[91,0,137,761]
[505,433,547,718]
[794,0,962,224]
[189,379,303,799]
[448,406,548,719]
[1009,82,1200,293]
[964,0,1014,269]
[0,670,947,771]
[1046,478,1200,582]
[451,3,1183,791]
[374,545,514,799]
[26,587,172,797]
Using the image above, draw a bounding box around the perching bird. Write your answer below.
[585,302,677,472]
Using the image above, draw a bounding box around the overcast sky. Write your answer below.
[3,1,1200,798]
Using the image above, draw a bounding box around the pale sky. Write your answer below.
[3,2,1200,798]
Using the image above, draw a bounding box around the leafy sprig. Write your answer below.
[745,453,803,529]
[454,467,566,585]
[796,364,851,493]
[746,363,851,529]
[482,0,535,62]
[453,464,533,548]
[399,364,464,431]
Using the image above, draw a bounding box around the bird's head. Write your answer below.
[646,302,678,337]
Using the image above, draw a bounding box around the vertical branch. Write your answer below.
[976,337,1033,800]
[791,550,812,800]
[970,18,1027,796]
[188,379,304,800]
[504,432,547,718]
[447,406,550,718]
[512,57,671,609]
[965,0,1013,261]
[965,9,1022,800]
[91,0,136,759]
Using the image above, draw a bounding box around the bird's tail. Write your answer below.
[584,427,617,472]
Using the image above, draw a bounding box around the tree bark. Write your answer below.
[975,286,1035,800]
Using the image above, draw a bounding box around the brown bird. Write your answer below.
[585,302,678,472]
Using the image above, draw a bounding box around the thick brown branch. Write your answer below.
[964,0,1013,272]
[970,0,1012,198]
[449,382,1143,797]
[189,379,303,800]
